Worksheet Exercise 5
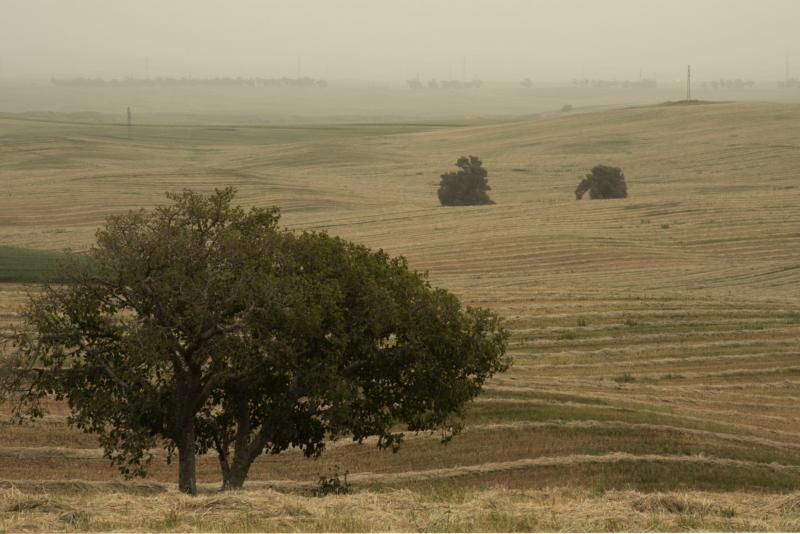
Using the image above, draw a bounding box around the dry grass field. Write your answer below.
[1,101,799,531]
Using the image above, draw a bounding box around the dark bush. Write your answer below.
[575,165,628,200]
[438,155,495,206]
[314,466,351,496]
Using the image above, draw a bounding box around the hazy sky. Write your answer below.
[1,0,798,82]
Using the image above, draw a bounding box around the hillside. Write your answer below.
[1,102,800,531]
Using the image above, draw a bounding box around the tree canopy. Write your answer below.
[575,165,628,200]
[437,156,495,206]
[3,188,510,495]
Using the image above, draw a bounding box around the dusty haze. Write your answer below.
[1,0,798,82]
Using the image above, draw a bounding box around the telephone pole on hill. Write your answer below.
[686,65,692,101]
[786,54,791,84]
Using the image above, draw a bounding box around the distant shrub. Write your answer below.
[576,318,587,327]
[575,165,628,200]
[561,104,573,112]
[314,466,351,496]
[661,373,686,380]
[438,155,495,206]
[661,223,670,229]
[613,373,636,383]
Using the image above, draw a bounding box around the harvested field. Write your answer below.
[1,101,799,531]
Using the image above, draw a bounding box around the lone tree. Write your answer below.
[3,188,509,495]
[575,165,628,200]
[438,155,495,206]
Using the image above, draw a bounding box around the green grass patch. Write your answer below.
[481,390,609,406]
[0,246,69,283]
[465,400,640,425]
[401,460,800,494]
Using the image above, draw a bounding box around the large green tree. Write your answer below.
[4,189,509,494]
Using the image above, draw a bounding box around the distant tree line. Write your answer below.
[407,79,483,90]
[51,77,328,88]
[701,78,755,90]
[778,79,800,89]
[571,78,657,89]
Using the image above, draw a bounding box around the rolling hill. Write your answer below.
[1,101,799,531]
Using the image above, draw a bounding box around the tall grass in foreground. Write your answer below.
[1,485,799,532]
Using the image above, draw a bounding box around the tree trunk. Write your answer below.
[221,462,249,491]
[221,440,265,490]
[177,423,198,495]
[219,393,261,491]
[219,428,268,490]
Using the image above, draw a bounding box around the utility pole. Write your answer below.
[686,65,692,101]
[786,53,790,83]
[127,107,131,139]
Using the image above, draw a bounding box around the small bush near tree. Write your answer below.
[438,156,495,206]
[575,165,628,200]
[314,466,351,496]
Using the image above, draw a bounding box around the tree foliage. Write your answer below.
[4,188,510,494]
[437,156,495,206]
[575,165,628,200]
